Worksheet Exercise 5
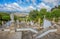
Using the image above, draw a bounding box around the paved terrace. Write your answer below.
[0,22,60,39]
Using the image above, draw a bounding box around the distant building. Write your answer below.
[14,12,29,17]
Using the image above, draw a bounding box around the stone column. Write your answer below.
[38,18,40,26]
[52,17,55,23]
[16,20,20,28]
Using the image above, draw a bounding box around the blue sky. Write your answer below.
[0,0,60,12]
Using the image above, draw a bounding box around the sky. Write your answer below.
[0,0,60,12]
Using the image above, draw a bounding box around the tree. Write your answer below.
[2,15,10,21]
[46,12,52,21]
[51,9,60,22]
[29,7,60,24]
[0,12,10,25]
[39,8,47,19]
[29,10,38,21]
[51,5,60,11]
[58,5,60,9]
[29,8,47,24]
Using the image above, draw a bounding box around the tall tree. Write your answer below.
[51,5,60,11]
[29,9,38,21]
[51,9,60,22]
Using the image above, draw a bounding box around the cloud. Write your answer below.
[31,0,36,5]
[0,0,59,12]
[16,0,22,4]
[19,5,35,12]
[26,0,30,2]
[37,2,51,11]
[42,0,60,7]
[0,3,24,11]
[26,5,35,10]
[0,2,35,12]
[0,2,51,12]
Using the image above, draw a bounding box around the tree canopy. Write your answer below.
[29,5,60,24]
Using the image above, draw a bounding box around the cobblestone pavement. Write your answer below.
[39,32,60,39]
[22,31,34,39]
[0,31,22,39]
[0,31,60,39]
[0,31,34,39]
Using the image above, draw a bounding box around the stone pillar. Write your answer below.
[16,20,20,28]
[26,15,28,23]
[2,21,4,25]
[38,18,40,26]
[52,17,55,23]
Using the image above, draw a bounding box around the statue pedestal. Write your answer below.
[10,22,15,32]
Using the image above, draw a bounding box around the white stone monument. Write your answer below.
[43,15,52,28]
[43,19,52,28]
